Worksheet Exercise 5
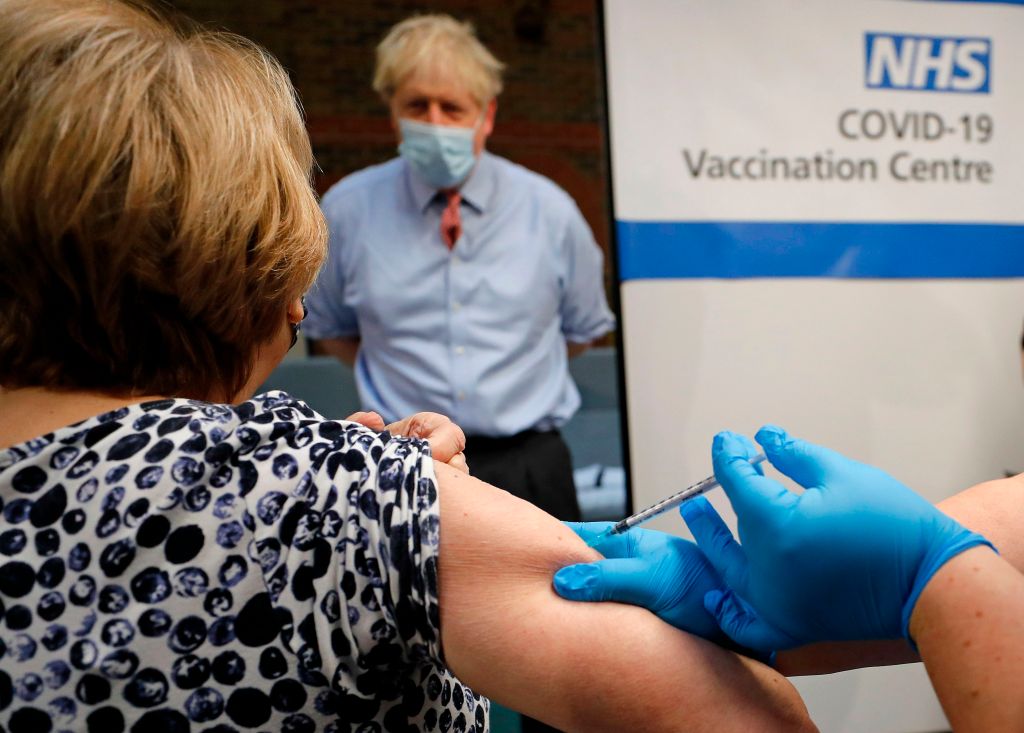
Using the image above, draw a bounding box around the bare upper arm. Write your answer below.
[435,462,815,733]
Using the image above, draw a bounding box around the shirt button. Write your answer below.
[456,391,466,401]
[452,302,462,311]
[454,346,465,355]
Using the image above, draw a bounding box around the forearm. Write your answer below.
[775,639,917,676]
[308,336,359,366]
[777,474,1024,676]
[549,603,813,732]
[437,464,815,732]
[453,581,811,732]
[567,340,590,358]
[910,546,1024,732]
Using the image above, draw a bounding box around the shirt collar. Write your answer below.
[404,151,496,215]
[457,151,495,213]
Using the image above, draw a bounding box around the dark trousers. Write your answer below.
[463,430,577,733]
[463,429,580,522]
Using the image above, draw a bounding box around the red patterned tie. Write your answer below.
[440,189,462,250]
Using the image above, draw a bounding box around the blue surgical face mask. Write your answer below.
[398,118,479,189]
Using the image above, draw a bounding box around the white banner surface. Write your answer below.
[604,1,1024,730]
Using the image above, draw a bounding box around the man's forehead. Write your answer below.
[395,71,479,105]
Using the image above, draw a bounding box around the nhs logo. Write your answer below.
[865,32,991,93]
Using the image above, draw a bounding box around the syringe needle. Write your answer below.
[586,452,767,548]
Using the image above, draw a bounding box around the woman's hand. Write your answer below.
[344,411,386,430]
[346,410,469,473]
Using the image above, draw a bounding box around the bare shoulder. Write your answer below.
[940,473,1024,569]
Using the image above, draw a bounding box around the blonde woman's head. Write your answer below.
[0,0,327,401]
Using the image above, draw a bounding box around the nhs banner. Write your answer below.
[604,1,1024,731]
[606,1,1024,280]
[865,33,991,94]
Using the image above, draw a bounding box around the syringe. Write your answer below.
[585,452,767,548]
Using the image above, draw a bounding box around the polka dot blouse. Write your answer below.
[0,392,487,733]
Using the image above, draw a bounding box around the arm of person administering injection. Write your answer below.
[765,546,1024,729]
[689,428,1024,733]
[775,471,1024,676]
[434,461,817,733]
[908,544,1024,731]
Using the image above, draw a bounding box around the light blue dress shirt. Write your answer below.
[304,152,615,437]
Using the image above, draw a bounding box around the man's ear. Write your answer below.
[483,98,497,136]
[475,98,497,154]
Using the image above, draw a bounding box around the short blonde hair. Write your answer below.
[0,0,327,400]
[373,14,505,106]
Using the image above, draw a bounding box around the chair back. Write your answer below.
[258,356,360,419]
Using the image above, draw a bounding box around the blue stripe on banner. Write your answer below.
[616,221,1024,279]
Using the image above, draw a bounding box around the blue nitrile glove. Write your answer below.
[682,426,994,654]
[553,522,724,640]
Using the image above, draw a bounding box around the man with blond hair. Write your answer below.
[306,14,615,532]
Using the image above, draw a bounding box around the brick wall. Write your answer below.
[169,0,612,261]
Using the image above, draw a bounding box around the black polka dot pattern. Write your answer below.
[0,392,486,730]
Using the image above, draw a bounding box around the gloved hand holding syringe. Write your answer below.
[585,452,767,547]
